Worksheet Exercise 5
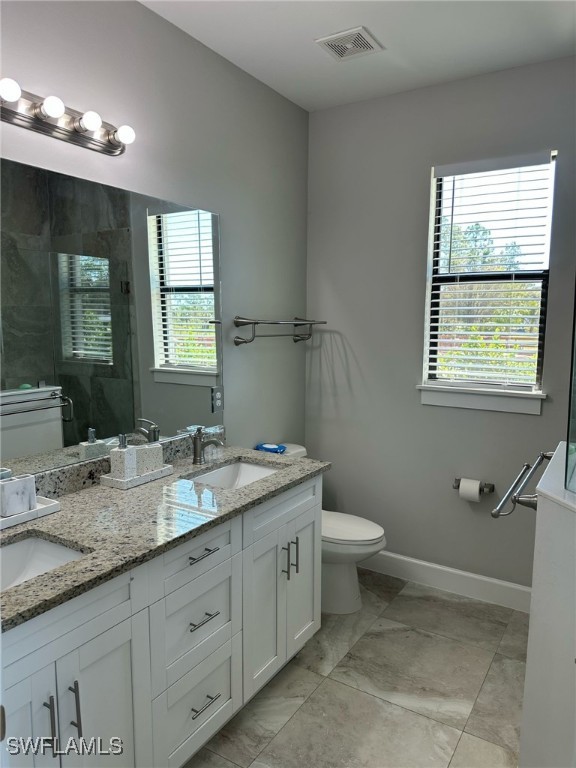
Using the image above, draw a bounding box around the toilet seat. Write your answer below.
[322,509,384,545]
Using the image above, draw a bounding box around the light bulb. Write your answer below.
[114,124,135,145]
[0,77,21,103]
[40,95,65,119]
[77,110,102,132]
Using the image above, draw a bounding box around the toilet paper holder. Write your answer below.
[452,478,494,495]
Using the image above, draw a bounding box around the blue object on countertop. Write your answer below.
[254,443,287,454]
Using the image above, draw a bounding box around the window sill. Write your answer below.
[417,383,546,415]
[151,368,218,387]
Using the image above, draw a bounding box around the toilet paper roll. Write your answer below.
[459,478,482,502]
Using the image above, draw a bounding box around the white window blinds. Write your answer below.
[424,152,556,390]
[59,254,113,363]
[148,209,217,372]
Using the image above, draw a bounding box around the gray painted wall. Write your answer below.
[307,57,576,586]
[1,1,309,446]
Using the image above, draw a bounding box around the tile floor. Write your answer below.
[185,570,529,768]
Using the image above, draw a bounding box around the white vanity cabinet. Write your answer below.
[2,665,58,767]
[1,574,150,767]
[55,616,145,767]
[285,504,321,658]
[242,478,322,699]
[520,444,576,768]
[1,473,324,768]
[147,519,244,768]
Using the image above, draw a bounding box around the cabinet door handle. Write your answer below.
[68,680,83,738]
[42,696,58,758]
[189,610,220,633]
[189,546,220,565]
[0,704,5,742]
[282,543,291,580]
[291,536,300,574]
[191,692,221,720]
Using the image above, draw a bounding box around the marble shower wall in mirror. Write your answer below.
[1,160,135,445]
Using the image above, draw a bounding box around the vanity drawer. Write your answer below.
[150,554,242,696]
[148,517,242,602]
[152,634,242,768]
[243,477,320,545]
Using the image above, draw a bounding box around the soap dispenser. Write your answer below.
[79,427,108,459]
[109,434,137,480]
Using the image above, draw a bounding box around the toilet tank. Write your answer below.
[282,443,308,458]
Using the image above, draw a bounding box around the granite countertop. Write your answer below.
[0,447,330,632]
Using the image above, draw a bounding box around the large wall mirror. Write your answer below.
[0,159,223,473]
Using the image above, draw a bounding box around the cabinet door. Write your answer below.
[286,505,321,659]
[2,665,58,767]
[56,619,136,767]
[242,527,288,700]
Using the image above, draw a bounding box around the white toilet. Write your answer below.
[283,444,386,614]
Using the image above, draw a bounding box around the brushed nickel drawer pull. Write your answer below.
[189,610,220,633]
[291,535,300,574]
[191,692,221,720]
[68,680,83,738]
[282,543,291,580]
[42,696,58,757]
[188,546,220,565]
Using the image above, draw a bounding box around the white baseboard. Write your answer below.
[362,550,531,613]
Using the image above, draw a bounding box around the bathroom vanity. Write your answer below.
[519,446,576,768]
[0,448,329,767]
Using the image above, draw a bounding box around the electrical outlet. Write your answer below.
[211,386,224,413]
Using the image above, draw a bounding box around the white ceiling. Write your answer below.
[142,1,576,111]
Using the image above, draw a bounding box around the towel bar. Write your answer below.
[233,316,326,346]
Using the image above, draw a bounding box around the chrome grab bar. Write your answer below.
[492,451,554,518]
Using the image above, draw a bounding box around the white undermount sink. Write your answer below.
[191,461,278,490]
[1,537,83,590]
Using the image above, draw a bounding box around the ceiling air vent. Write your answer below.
[315,26,385,62]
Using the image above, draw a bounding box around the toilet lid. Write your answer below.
[322,509,384,544]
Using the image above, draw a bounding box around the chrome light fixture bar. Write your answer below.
[0,78,135,156]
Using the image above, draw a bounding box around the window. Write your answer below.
[148,209,218,373]
[422,151,556,410]
[59,254,113,363]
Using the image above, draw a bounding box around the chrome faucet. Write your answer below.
[136,418,160,443]
[192,426,224,465]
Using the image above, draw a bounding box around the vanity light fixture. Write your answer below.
[109,124,136,146]
[0,77,22,103]
[35,95,66,119]
[0,79,135,156]
[75,110,102,133]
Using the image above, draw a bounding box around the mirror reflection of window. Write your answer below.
[58,254,113,363]
[148,210,218,372]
